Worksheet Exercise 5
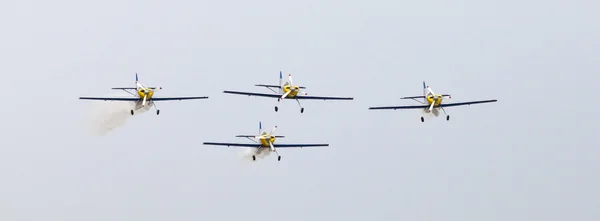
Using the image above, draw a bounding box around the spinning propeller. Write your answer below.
[135,73,162,107]
[426,86,440,112]
[279,73,307,100]
[253,122,280,159]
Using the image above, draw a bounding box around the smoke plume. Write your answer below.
[238,147,271,162]
[87,99,151,136]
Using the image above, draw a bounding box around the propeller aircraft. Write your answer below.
[203,122,329,161]
[79,73,209,115]
[369,81,497,122]
[223,71,354,113]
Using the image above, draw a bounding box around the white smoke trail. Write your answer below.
[238,147,271,162]
[87,97,151,136]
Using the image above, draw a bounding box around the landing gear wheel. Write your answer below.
[130,110,134,115]
[446,115,450,121]
[277,156,281,161]
[300,108,304,113]
[156,110,160,115]
[275,106,279,112]
[420,117,424,122]
[252,155,256,161]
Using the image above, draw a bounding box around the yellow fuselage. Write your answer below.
[283,85,301,98]
[259,135,277,147]
[137,89,155,100]
[426,94,443,107]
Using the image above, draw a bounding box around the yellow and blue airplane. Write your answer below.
[203,122,329,161]
[369,81,497,122]
[223,71,353,113]
[79,73,208,115]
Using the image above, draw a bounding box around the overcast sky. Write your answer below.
[0,0,598,220]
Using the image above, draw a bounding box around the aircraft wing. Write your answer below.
[203,142,261,147]
[223,91,281,98]
[255,84,306,89]
[438,99,497,107]
[274,143,329,148]
[369,104,429,110]
[151,96,209,101]
[111,87,159,90]
[79,97,140,101]
[223,91,353,100]
[369,99,497,110]
[295,95,354,100]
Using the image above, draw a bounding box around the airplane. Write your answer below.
[369,81,497,122]
[203,122,329,161]
[79,73,209,115]
[223,71,354,113]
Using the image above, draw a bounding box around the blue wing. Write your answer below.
[224,90,353,100]
[438,99,497,107]
[79,96,208,101]
[151,96,209,101]
[274,144,329,148]
[369,99,497,110]
[79,97,140,101]
[369,105,428,110]
[223,91,281,98]
[202,142,328,148]
[295,95,354,100]
[203,142,261,147]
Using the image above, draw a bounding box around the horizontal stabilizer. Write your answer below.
[401,94,451,99]
[112,87,159,90]
[255,84,306,89]
[236,135,285,138]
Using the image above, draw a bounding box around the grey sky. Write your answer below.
[1,0,598,220]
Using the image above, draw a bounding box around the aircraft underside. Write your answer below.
[131,100,160,116]
[251,147,282,162]
[421,107,450,122]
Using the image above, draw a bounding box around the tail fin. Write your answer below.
[279,71,283,93]
[259,121,262,135]
[136,73,139,82]
[423,81,428,103]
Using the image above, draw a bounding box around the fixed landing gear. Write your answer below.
[420,117,424,122]
[156,110,160,115]
[130,110,134,115]
[274,106,279,112]
[278,156,281,161]
[446,115,450,121]
[296,99,304,114]
[252,155,256,161]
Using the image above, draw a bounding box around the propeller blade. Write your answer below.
[269,126,278,136]
[142,94,148,106]
[427,87,435,96]
[269,141,275,151]
[136,82,147,90]
[428,100,435,112]
[281,90,292,99]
